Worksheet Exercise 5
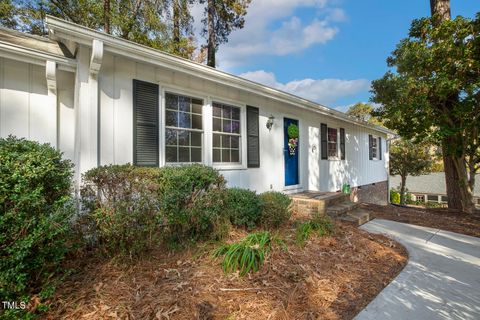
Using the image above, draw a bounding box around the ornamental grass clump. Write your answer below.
[296,216,334,247]
[214,232,273,276]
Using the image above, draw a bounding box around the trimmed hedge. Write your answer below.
[0,136,74,315]
[259,191,292,229]
[224,188,262,229]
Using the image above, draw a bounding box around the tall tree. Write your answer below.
[201,0,251,67]
[371,13,480,213]
[346,102,383,126]
[170,0,195,58]
[390,139,433,205]
[430,0,450,21]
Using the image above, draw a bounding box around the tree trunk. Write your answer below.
[173,0,180,50]
[443,138,475,213]
[430,0,451,20]
[104,0,110,34]
[207,0,216,67]
[400,174,407,205]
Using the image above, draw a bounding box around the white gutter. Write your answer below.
[46,15,394,135]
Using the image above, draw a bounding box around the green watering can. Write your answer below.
[342,183,351,194]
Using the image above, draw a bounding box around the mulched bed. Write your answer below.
[45,221,407,320]
[363,203,480,238]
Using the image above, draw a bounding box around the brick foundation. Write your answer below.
[290,198,326,219]
[350,180,388,205]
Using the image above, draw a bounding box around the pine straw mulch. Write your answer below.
[363,203,480,238]
[45,221,407,320]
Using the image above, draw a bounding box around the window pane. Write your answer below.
[191,132,202,147]
[232,120,240,134]
[178,112,191,128]
[191,147,202,162]
[178,130,189,146]
[231,149,240,163]
[223,119,232,133]
[192,101,202,114]
[222,149,230,162]
[166,110,178,127]
[179,147,189,162]
[213,104,222,117]
[222,105,232,119]
[222,135,230,148]
[165,93,178,110]
[232,107,240,120]
[213,118,221,131]
[178,96,190,112]
[165,129,177,146]
[166,146,177,162]
[231,136,239,148]
[213,149,221,162]
[192,114,202,129]
[213,134,221,147]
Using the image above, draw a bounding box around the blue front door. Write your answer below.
[284,118,299,186]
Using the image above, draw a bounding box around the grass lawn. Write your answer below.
[45,219,406,320]
[363,204,480,238]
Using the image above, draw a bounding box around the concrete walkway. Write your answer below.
[355,219,480,320]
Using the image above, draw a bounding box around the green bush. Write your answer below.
[224,188,262,229]
[81,165,162,257]
[259,191,292,229]
[295,216,334,247]
[390,189,400,204]
[214,232,272,276]
[156,164,226,243]
[0,136,74,315]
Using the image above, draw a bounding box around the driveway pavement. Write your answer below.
[355,219,480,320]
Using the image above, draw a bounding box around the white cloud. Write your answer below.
[239,70,371,106]
[189,0,346,69]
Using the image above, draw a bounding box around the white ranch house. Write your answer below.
[0,17,392,204]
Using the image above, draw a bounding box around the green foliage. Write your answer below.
[0,136,74,315]
[295,216,334,247]
[157,164,226,243]
[287,123,299,139]
[224,188,262,229]
[81,164,162,257]
[258,191,292,229]
[390,189,401,204]
[213,232,272,276]
[346,102,383,126]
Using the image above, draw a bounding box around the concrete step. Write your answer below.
[346,208,370,226]
[326,201,359,216]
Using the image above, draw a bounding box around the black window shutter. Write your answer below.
[247,106,260,168]
[321,123,327,160]
[379,136,382,160]
[368,134,373,160]
[133,79,159,167]
[340,128,345,160]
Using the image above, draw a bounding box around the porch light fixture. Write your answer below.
[266,115,275,131]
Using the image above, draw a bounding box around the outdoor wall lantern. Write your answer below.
[266,115,275,131]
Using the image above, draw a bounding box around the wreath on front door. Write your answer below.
[287,124,299,156]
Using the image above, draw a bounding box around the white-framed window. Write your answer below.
[371,136,378,159]
[212,101,241,163]
[327,127,338,158]
[164,92,203,163]
[415,195,425,202]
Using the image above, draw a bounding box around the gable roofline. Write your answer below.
[45,15,393,135]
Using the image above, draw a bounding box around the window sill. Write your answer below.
[213,163,247,171]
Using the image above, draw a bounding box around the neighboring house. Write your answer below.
[0,17,392,204]
[390,173,480,206]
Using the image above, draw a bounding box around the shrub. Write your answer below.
[390,189,400,204]
[156,164,226,243]
[259,191,292,229]
[224,188,262,229]
[0,136,74,314]
[81,165,162,257]
[214,232,272,276]
[296,216,334,247]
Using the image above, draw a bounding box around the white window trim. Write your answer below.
[371,135,380,161]
[159,85,209,166]
[209,96,248,170]
[327,126,341,161]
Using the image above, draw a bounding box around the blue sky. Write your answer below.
[193,0,478,111]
